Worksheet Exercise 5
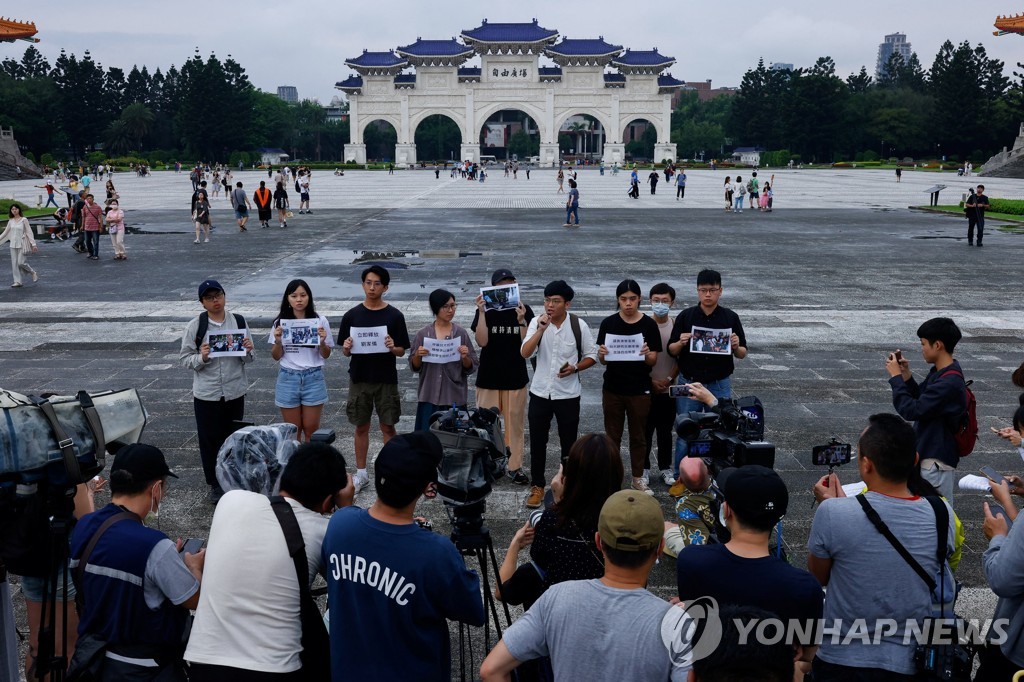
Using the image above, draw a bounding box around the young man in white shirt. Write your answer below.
[520,280,598,508]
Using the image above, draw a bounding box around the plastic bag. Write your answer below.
[216,424,299,496]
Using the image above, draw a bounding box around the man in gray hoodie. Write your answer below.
[179,279,254,503]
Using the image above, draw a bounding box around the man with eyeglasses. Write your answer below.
[520,280,598,508]
[180,279,254,504]
[339,265,411,493]
[667,270,747,470]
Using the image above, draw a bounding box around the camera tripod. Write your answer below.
[448,504,513,682]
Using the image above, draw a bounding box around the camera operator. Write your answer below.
[808,414,954,681]
[480,490,690,681]
[667,270,747,470]
[184,441,353,681]
[321,432,484,682]
[662,457,717,556]
[676,466,823,676]
[69,444,205,682]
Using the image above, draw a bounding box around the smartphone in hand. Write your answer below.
[981,466,1008,487]
[179,538,204,555]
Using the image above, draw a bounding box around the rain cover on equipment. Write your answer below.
[216,423,299,496]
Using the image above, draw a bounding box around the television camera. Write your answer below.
[674,396,775,477]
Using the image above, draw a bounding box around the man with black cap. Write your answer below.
[321,432,484,682]
[179,278,254,504]
[520,279,598,509]
[675,466,823,673]
[472,268,535,485]
[69,444,204,682]
[480,489,689,681]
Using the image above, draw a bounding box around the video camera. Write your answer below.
[675,396,775,476]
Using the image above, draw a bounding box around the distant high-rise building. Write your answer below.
[769,62,794,72]
[277,86,298,103]
[875,33,912,79]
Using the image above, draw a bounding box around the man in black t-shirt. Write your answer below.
[667,269,747,469]
[676,466,822,676]
[339,265,411,493]
[966,184,991,246]
[471,268,535,484]
[596,279,662,495]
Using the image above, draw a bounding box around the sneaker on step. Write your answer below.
[526,485,545,509]
[353,472,371,493]
[631,477,654,496]
[661,469,676,486]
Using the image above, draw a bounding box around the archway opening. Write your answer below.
[558,114,605,165]
[623,118,657,164]
[414,115,461,163]
[363,119,397,162]
[478,110,539,162]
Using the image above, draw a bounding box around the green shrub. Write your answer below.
[0,199,32,217]
[861,150,879,162]
[104,156,151,169]
[989,199,1024,216]
[87,151,105,165]
[40,153,55,167]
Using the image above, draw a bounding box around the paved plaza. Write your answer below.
[2,167,1023,669]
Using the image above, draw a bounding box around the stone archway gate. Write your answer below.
[336,19,682,167]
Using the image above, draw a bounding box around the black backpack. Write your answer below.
[195,311,247,348]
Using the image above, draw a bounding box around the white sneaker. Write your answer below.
[353,472,371,493]
[631,477,655,496]
[661,469,677,486]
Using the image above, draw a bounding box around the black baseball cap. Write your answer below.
[111,443,178,483]
[718,465,788,527]
[491,268,516,286]
[375,432,444,496]
[198,279,223,299]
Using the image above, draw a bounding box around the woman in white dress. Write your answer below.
[0,204,38,287]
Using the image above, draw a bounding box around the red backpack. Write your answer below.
[939,368,978,457]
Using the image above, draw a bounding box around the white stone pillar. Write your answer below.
[463,89,476,159]
[460,144,478,163]
[603,143,625,166]
[610,95,621,143]
[545,89,555,144]
[350,96,361,143]
[346,144,367,164]
[539,144,559,168]
[395,144,417,167]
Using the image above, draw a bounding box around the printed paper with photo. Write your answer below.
[690,326,732,355]
[480,283,520,312]
[281,318,320,347]
[208,330,248,358]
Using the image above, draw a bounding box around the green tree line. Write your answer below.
[674,40,1024,164]
[0,46,349,163]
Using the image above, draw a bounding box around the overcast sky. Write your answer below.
[4,1,1022,103]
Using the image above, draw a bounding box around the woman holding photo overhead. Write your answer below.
[269,279,334,441]
[409,288,478,431]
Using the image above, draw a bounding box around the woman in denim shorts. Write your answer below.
[269,279,334,440]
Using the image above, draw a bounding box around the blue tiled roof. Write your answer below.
[612,49,674,67]
[603,73,626,83]
[335,75,363,89]
[658,74,685,87]
[345,50,406,68]
[396,39,474,57]
[538,66,563,76]
[458,67,482,77]
[394,74,416,84]
[547,38,623,57]
[461,20,558,43]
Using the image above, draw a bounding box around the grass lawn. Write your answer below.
[915,205,1024,226]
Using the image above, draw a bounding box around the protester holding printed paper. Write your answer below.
[409,289,478,431]
[596,279,661,495]
[339,265,411,493]
[269,279,334,442]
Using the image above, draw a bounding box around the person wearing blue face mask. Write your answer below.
[644,283,679,488]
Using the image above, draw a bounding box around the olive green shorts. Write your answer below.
[346,382,401,426]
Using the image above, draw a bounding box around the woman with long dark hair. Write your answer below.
[496,433,624,608]
[409,288,477,431]
[268,279,334,441]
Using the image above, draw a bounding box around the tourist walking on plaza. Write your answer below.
[269,279,334,441]
[0,204,38,287]
[105,199,127,260]
[409,288,478,431]
[564,179,580,227]
[230,182,251,232]
[193,191,211,243]
[35,180,59,208]
[298,170,311,214]
[724,176,733,210]
[104,179,118,203]
[253,181,272,228]
[81,193,104,260]
[675,169,686,200]
[733,175,746,212]
[274,181,289,228]
[556,168,564,193]
[648,168,659,195]
[629,167,640,198]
